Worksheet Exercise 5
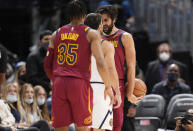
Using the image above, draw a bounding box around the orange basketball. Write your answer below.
[133,78,147,97]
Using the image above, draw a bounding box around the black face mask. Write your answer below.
[40,42,49,55]
[167,72,178,82]
[18,74,26,81]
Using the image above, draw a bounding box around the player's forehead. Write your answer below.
[101,13,111,20]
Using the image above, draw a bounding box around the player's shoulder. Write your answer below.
[122,31,133,39]
[87,28,98,34]
[86,28,100,38]
[120,31,134,45]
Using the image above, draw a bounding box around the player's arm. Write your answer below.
[102,41,121,108]
[87,29,114,104]
[102,41,119,93]
[44,31,56,81]
[122,33,137,104]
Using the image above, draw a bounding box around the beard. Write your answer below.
[103,22,114,35]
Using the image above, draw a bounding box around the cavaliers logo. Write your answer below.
[109,118,113,127]
[84,116,92,125]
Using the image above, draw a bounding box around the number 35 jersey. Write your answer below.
[53,24,92,81]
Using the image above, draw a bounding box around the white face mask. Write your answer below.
[7,94,17,103]
[159,52,170,62]
[37,98,45,106]
[24,98,33,104]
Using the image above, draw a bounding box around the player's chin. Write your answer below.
[103,28,108,33]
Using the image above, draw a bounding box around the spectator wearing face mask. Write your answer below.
[20,83,41,125]
[26,30,52,96]
[151,64,191,105]
[34,85,50,123]
[7,61,27,88]
[145,43,189,94]
[1,83,22,123]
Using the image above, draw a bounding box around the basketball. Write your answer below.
[133,78,147,97]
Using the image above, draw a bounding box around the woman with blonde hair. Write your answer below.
[1,82,22,123]
[20,83,42,124]
[34,85,50,122]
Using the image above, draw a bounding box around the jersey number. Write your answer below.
[57,43,78,65]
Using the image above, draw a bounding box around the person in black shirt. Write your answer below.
[26,30,52,96]
[145,43,189,94]
[151,63,191,105]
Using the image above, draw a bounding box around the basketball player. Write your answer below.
[84,13,122,131]
[44,1,114,131]
[96,5,139,131]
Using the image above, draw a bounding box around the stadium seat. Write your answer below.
[166,98,193,129]
[167,94,193,112]
[162,94,193,128]
[135,94,166,131]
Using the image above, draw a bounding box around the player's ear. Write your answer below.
[113,18,116,25]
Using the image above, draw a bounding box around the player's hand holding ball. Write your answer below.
[126,78,147,104]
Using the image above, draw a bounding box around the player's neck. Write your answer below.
[70,19,84,26]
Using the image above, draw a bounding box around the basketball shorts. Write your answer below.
[113,80,125,127]
[52,76,93,128]
[90,83,113,130]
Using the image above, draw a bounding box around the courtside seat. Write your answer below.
[166,98,193,129]
[166,94,193,113]
[135,94,166,131]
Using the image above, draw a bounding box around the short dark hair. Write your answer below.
[96,5,118,21]
[67,0,87,21]
[84,13,102,30]
[157,42,172,54]
[39,30,52,40]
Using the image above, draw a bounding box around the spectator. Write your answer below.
[7,61,27,87]
[15,61,27,87]
[0,99,50,131]
[1,83,53,131]
[34,85,50,122]
[0,99,15,127]
[122,100,136,131]
[145,43,189,93]
[175,109,193,131]
[26,30,52,96]
[151,64,191,105]
[1,83,22,123]
[20,83,41,125]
